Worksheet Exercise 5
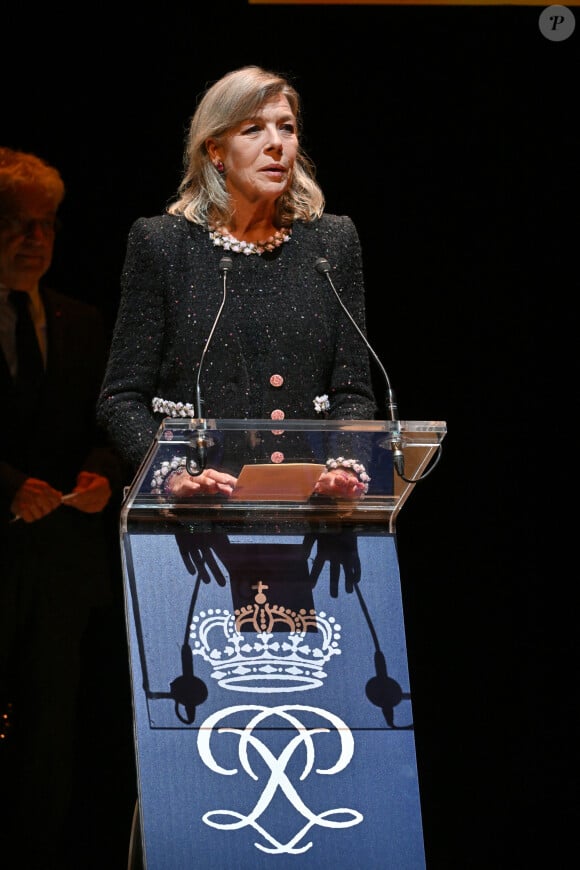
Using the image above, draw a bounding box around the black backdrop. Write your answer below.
[3,3,577,867]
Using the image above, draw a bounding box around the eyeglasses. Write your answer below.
[0,215,61,237]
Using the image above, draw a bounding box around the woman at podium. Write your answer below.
[97,65,376,501]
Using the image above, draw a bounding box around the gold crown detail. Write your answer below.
[189,581,341,693]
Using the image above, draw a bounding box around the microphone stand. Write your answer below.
[186,256,233,475]
[314,257,442,483]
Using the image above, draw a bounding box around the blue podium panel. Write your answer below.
[122,527,425,869]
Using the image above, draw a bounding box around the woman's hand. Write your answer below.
[166,467,238,498]
[312,468,366,500]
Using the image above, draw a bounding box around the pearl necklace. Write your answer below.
[209,224,292,256]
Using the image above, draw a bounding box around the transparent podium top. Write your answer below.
[121,418,446,533]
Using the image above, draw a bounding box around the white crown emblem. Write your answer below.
[189,581,342,693]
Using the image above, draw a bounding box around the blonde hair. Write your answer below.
[167,65,325,227]
[0,147,65,212]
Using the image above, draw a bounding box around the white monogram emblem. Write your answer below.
[197,704,363,854]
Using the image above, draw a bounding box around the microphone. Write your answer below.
[218,255,233,276]
[187,256,233,475]
[315,257,405,477]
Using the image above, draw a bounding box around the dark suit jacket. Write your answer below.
[0,286,125,605]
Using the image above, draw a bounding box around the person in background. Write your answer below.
[97,65,376,499]
[0,147,126,867]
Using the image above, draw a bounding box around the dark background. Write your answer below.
[3,3,577,867]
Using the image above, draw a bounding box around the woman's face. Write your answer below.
[210,94,298,208]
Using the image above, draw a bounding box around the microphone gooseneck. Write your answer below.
[316,257,399,420]
[187,256,233,475]
[315,257,406,478]
[195,256,232,418]
[315,258,399,422]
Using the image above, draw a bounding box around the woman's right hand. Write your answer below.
[166,467,238,498]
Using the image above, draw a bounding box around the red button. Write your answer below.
[270,374,284,387]
[271,452,284,463]
[271,409,285,420]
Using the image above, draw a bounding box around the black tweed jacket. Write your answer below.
[97,213,377,472]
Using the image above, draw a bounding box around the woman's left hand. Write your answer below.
[312,469,366,500]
